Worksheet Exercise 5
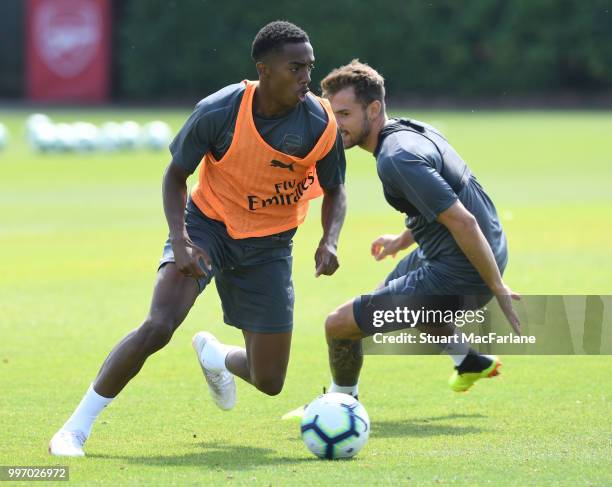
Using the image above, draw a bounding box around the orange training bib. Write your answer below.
[190,80,338,239]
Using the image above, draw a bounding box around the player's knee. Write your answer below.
[256,379,284,396]
[252,373,285,396]
[325,309,345,340]
[139,317,176,352]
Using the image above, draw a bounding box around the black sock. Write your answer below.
[456,350,492,373]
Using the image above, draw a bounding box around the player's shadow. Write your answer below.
[89,440,317,468]
[88,413,488,466]
[373,413,487,438]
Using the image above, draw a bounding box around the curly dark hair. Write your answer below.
[321,59,386,108]
[251,21,310,62]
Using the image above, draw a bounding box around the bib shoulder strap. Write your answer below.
[308,94,338,158]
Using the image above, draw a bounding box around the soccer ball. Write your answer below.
[26,113,51,143]
[26,114,57,152]
[119,121,141,150]
[0,123,7,150]
[300,392,370,459]
[30,121,58,152]
[142,121,171,150]
[72,122,99,152]
[55,123,78,152]
[98,122,122,151]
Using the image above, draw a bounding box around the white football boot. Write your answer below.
[192,332,236,410]
[48,429,86,457]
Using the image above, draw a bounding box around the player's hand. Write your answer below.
[315,241,339,277]
[371,234,402,261]
[494,283,521,336]
[171,237,212,278]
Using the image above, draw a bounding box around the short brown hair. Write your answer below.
[320,59,385,108]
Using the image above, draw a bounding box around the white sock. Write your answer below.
[438,332,471,366]
[201,340,238,372]
[329,380,359,397]
[62,384,114,439]
[449,353,469,366]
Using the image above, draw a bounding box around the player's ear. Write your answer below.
[256,61,269,79]
[366,100,382,121]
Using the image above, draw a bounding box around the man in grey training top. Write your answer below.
[317,60,520,400]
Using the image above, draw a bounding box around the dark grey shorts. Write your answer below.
[160,199,296,334]
[353,250,507,332]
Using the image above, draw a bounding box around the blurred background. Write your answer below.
[0,0,611,291]
[0,0,611,106]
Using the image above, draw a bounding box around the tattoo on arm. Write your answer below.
[329,339,363,386]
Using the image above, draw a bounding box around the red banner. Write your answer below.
[26,0,111,103]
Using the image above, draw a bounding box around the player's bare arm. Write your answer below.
[315,183,347,277]
[371,229,415,261]
[162,161,211,278]
[437,200,521,334]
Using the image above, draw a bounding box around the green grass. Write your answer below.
[1,109,611,486]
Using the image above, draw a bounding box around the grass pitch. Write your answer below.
[1,109,611,485]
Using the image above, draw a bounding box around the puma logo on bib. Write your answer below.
[270,159,295,172]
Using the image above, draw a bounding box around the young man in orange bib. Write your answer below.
[49,21,347,457]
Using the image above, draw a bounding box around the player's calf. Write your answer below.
[137,316,177,355]
[324,300,365,398]
[239,329,292,396]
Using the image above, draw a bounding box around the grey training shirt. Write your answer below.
[376,124,507,277]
